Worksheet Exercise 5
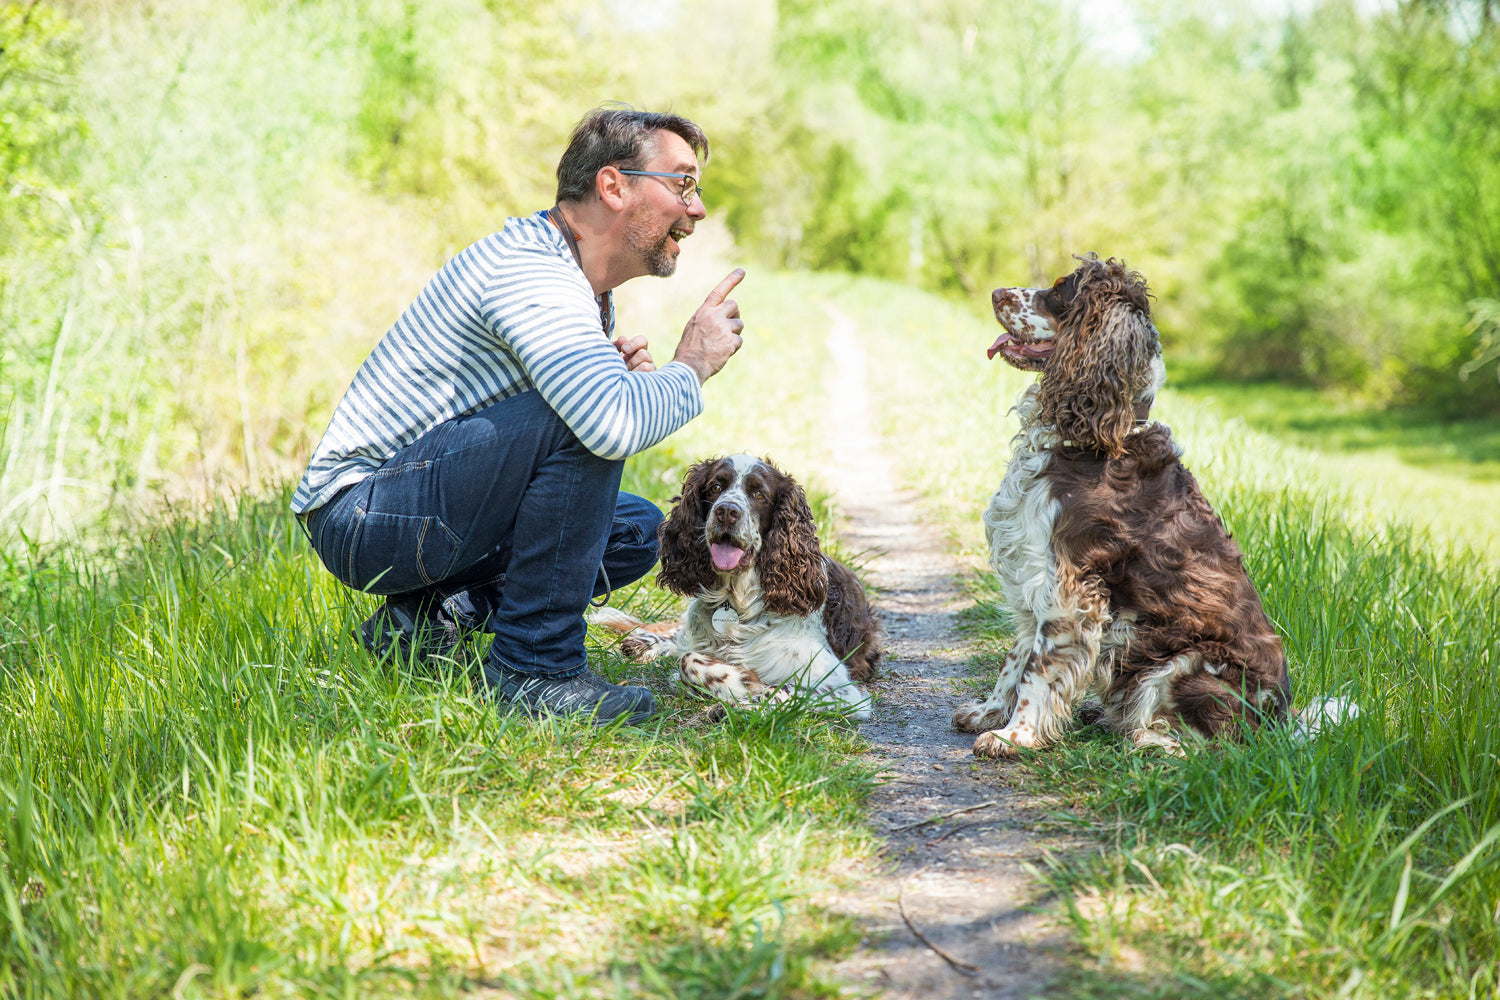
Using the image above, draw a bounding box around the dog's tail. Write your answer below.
[586,606,646,635]
[1290,696,1361,741]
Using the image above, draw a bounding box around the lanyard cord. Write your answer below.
[547,206,612,334]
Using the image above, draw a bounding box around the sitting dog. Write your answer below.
[953,254,1295,757]
[594,454,879,719]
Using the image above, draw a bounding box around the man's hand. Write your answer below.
[671,268,745,384]
[613,334,656,372]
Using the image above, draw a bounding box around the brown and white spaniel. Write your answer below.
[953,254,1300,757]
[594,454,879,719]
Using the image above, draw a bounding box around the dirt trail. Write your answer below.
[819,304,1086,998]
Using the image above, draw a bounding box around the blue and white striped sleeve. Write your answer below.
[482,252,703,460]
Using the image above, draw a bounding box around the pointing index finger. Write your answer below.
[703,268,746,307]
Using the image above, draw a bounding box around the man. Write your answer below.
[292,107,744,725]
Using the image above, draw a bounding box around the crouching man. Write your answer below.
[292,107,745,725]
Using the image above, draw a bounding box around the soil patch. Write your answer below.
[819,304,1090,998]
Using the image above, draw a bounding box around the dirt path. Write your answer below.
[818,304,1087,998]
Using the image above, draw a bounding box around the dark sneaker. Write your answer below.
[358,594,464,662]
[493,667,656,725]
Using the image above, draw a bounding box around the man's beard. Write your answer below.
[624,208,679,278]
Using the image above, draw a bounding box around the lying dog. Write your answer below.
[953,254,1300,757]
[594,454,879,719]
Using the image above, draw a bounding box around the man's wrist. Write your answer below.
[670,354,713,384]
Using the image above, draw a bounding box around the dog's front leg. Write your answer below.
[972,595,1107,758]
[802,647,872,721]
[679,652,788,709]
[952,621,1037,733]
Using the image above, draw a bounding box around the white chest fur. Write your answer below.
[678,574,765,656]
[982,392,1062,621]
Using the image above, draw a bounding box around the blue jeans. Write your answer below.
[304,390,662,679]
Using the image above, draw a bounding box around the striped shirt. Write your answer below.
[291,210,703,514]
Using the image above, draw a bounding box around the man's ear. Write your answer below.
[596,166,628,210]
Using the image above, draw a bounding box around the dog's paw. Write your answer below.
[586,606,639,632]
[619,634,652,660]
[747,683,792,706]
[1128,722,1183,756]
[678,650,719,686]
[952,702,1009,733]
[972,726,1041,759]
[619,628,671,662]
[972,730,1020,758]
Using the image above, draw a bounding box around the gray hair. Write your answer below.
[555,105,709,204]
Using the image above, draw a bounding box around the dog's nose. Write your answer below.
[713,504,741,528]
[994,287,1022,309]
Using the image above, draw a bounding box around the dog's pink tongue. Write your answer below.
[710,542,745,572]
[987,333,1013,360]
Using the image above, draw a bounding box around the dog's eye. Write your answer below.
[708,482,723,495]
[752,489,765,501]
[1045,278,1079,311]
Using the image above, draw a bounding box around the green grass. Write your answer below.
[1173,379,1500,561]
[0,501,876,999]
[1170,379,1500,480]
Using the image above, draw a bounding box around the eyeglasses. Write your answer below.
[617,170,705,207]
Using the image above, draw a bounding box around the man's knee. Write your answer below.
[616,492,665,539]
[599,493,664,593]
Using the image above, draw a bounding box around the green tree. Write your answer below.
[1351,0,1500,407]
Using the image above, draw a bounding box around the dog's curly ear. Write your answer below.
[759,480,827,616]
[657,460,718,596]
[1039,257,1159,456]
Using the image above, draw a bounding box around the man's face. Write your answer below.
[622,130,707,278]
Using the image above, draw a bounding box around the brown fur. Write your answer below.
[1036,256,1159,457]
[657,460,720,596]
[823,558,877,682]
[1044,427,1291,734]
[759,479,828,616]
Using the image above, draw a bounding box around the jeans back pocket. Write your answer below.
[351,509,464,593]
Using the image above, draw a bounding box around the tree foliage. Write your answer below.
[734,0,1500,409]
[1,0,1499,542]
